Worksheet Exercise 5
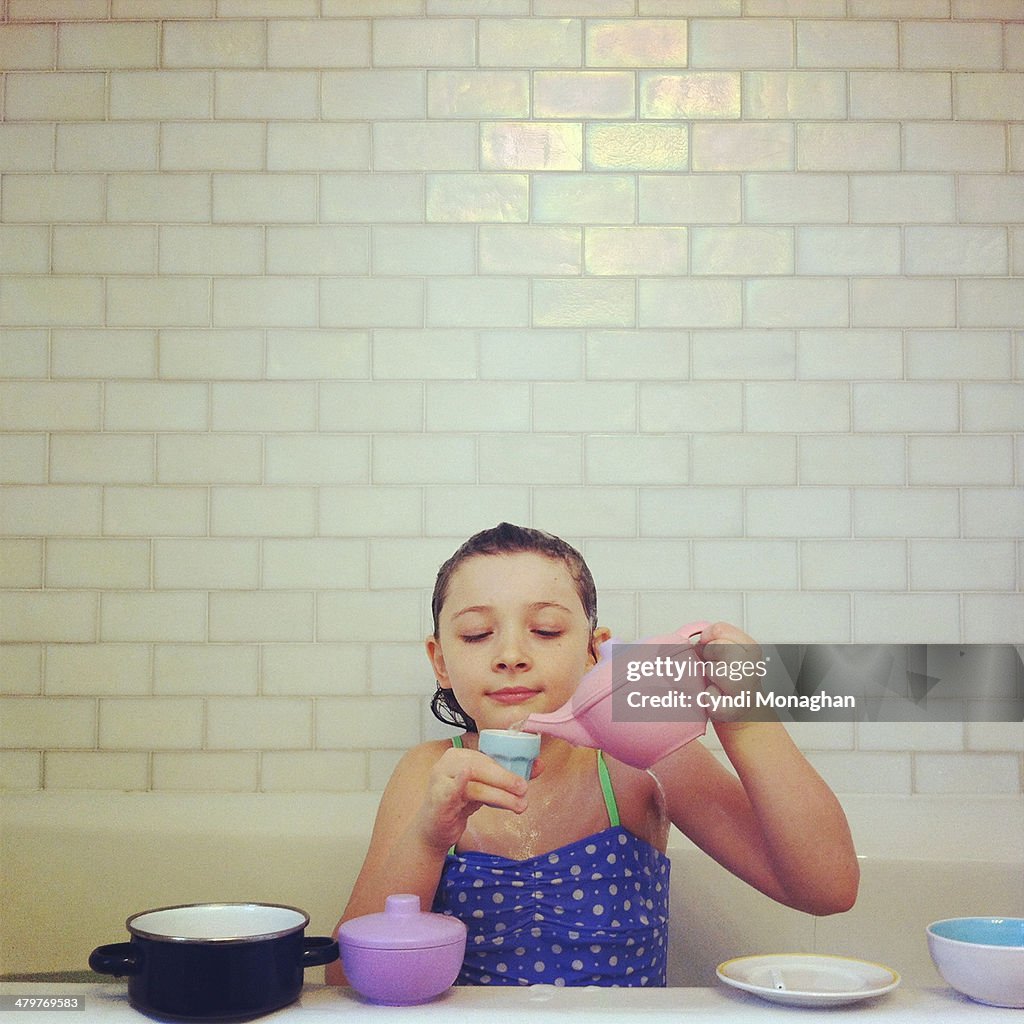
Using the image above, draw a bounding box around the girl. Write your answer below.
[329,523,858,987]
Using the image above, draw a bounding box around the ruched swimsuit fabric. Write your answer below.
[432,737,670,987]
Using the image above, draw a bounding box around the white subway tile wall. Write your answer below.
[0,3,1020,798]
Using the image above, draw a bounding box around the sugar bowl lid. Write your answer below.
[337,894,467,950]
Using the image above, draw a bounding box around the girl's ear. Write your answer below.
[425,634,449,685]
[588,626,612,664]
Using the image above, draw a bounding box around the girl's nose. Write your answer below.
[492,641,530,673]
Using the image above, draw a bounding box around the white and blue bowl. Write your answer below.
[926,917,1024,1008]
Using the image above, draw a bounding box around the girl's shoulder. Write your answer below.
[387,735,463,781]
[603,752,671,851]
[372,737,463,823]
[401,735,454,760]
[603,750,661,797]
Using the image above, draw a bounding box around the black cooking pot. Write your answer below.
[89,902,337,1021]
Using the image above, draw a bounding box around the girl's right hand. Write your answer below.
[415,745,534,853]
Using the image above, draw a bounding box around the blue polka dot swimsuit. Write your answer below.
[432,740,670,987]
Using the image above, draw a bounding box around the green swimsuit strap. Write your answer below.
[596,749,621,828]
[446,735,464,856]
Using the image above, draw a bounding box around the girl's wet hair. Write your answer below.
[429,522,598,733]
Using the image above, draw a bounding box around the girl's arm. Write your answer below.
[654,624,859,917]
[326,739,529,985]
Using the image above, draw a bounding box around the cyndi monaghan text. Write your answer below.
[626,689,857,715]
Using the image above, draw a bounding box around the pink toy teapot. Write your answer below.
[521,621,712,769]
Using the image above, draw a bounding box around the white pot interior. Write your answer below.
[129,903,307,942]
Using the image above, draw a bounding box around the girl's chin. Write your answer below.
[477,704,543,731]
[478,713,531,731]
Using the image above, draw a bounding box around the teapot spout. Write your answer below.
[520,709,599,750]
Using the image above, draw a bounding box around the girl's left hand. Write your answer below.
[692,621,766,723]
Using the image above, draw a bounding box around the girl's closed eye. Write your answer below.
[461,629,562,641]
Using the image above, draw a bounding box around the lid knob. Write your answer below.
[385,894,421,916]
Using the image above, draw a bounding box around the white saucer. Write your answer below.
[716,953,901,1007]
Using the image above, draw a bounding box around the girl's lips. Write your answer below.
[488,687,538,705]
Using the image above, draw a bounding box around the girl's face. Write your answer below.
[426,551,608,731]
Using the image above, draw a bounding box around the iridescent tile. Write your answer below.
[533,173,635,224]
[743,71,846,120]
[481,122,583,170]
[478,17,582,68]
[587,19,687,68]
[373,122,477,171]
[641,72,741,120]
[534,71,635,119]
[479,225,582,275]
[638,278,742,329]
[533,278,635,328]
[691,123,793,171]
[430,1,530,13]
[585,226,688,276]
[587,123,688,171]
[534,0,634,13]
[689,19,793,70]
[426,173,529,222]
[691,225,793,276]
[428,70,530,119]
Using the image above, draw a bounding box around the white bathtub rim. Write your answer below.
[3,790,1021,864]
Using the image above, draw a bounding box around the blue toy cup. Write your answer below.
[478,729,540,780]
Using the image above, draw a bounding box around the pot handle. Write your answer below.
[89,942,141,976]
[301,936,338,968]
